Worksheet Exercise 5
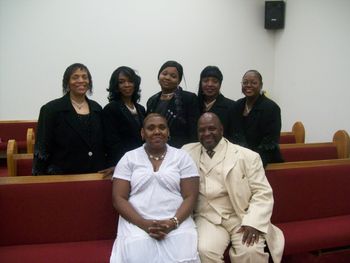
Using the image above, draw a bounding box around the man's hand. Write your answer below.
[237,226,261,246]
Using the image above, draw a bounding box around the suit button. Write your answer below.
[88,151,93,156]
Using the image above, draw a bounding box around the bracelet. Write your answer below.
[170,216,179,229]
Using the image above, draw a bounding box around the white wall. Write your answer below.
[1,0,349,142]
[274,0,350,141]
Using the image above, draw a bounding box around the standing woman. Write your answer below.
[197,65,235,139]
[32,63,106,175]
[147,60,199,148]
[230,69,283,167]
[103,66,146,167]
[110,113,200,263]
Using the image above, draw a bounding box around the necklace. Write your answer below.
[71,99,86,110]
[161,92,174,99]
[245,102,252,114]
[145,147,167,161]
[125,103,137,115]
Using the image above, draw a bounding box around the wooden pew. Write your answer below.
[279,130,350,162]
[0,174,116,263]
[0,120,37,157]
[6,139,33,176]
[280,121,305,144]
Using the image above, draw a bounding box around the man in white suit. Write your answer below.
[182,112,284,263]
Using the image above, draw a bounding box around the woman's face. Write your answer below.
[158,67,180,92]
[142,116,169,149]
[201,77,221,100]
[68,68,90,97]
[241,72,262,99]
[118,73,135,99]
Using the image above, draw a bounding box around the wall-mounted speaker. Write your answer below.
[265,1,285,30]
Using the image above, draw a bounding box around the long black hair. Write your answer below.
[107,66,141,103]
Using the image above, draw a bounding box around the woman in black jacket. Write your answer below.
[197,66,235,139]
[230,70,283,167]
[32,63,106,175]
[103,66,146,167]
[147,60,199,148]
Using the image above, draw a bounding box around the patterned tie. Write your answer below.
[206,150,215,158]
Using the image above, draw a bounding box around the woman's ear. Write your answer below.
[141,128,145,141]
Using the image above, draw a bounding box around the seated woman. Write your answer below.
[32,63,106,175]
[197,65,235,138]
[230,70,283,167]
[103,66,146,167]
[147,60,199,148]
[110,113,200,263]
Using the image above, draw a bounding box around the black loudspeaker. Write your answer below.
[265,1,285,29]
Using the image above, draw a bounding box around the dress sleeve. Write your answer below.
[32,104,55,175]
[112,153,132,181]
[178,150,199,179]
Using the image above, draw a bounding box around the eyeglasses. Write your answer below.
[241,80,259,86]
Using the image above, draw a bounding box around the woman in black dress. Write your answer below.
[147,60,199,148]
[33,63,106,175]
[103,66,146,167]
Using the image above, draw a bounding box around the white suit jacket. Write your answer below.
[182,138,284,263]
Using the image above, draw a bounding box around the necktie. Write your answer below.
[207,150,215,158]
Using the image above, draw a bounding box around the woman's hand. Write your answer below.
[141,219,175,240]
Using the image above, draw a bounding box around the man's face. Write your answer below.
[198,114,223,151]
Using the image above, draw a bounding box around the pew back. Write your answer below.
[280,121,305,144]
[0,175,117,246]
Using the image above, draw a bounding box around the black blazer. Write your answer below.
[32,93,106,175]
[198,93,235,138]
[103,100,145,166]
[229,94,283,167]
[147,88,199,148]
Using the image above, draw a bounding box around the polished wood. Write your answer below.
[280,121,305,143]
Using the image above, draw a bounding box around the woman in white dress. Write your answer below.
[110,113,201,263]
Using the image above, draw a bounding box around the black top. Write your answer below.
[198,93,235,139]
[32,93,106,175]
[229,94,284,167]
[103,100,146,166]
[146,87,200,148]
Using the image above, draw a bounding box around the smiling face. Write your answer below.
[198,113,223,151]
[142,114,169,150]
[201,76,221,100]
[158,67,180,93]
[118,73,135,99]
[241,71,263,99]
[68,68,90,97]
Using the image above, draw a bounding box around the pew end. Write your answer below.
[7,139,33,176]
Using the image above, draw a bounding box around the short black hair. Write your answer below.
[158,60,183,82]
[243,69,263,83]
[62,63,93,95]
[107,66,141,103]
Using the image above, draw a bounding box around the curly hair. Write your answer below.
[62,63,93,95]
[107,66,141,103]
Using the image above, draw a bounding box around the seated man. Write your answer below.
[182,112,284,263]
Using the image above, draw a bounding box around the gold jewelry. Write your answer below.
[145,147,167,161]
[245,102,252,114]
[170,217,179,228]
[71,99,86,110]
[161,92,174,99]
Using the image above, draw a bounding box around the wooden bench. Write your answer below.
[0,120,37,157]
[280,130,350,162]
[6,139,33,176]
[280,121,305,144]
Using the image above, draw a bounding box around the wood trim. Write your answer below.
[26,128,35,154]
[280,121,305,143]
[333,130,350,158]
[0,173,108,185]
[0,120,37,124]
[266,158,350,170]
